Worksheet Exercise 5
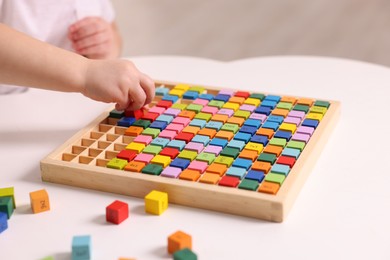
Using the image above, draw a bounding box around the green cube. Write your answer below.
[293,104,310,113]
[142,128,161,138]
[186,104,203,113]
[314,100,330,108]
[109,109,124,119]
[133,119,151,129]
[208,100,225,108]
[143,145,162,155]
[189,86,205,93]
[171,103,188,110]
[194,112,212,122]
[142,164,163,175]
[214,156,234,167]
[173,248,198,260]
[310,106,328,115]
[178,150,198,161]
[0,196,14,219]
[234,110,251,119]
[258,153,277,164]
[286,140,306,151]
[106,158,128,170]
[250,93,265,100]
[265,172,286,185]
[269,138,287,147]
[196,152,216,164]
[276,102,293,110]
[0,187,15,208]
[220,147,240,159]
[221,123,239,133]
[238,179,259,191]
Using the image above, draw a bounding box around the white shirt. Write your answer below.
[0,0,115,94]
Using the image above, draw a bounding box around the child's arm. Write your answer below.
[0,23,154,111]
[68,17,122,59]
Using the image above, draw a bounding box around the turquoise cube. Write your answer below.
[72,235,91,260]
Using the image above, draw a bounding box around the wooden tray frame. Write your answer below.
[40,81,340,222]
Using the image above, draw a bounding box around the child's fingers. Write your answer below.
[73,32,109,52]
[140,74,155,105]
[76,42,109,58]
[117,84,147,111]
[69,17,106,40]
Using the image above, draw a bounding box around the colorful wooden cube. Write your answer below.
[125,108,145,119]
[29,189,50,214]
[0,196,14,219]
[72,235,91,260]
[144,190,168,215]
[106,200,129,224]
[0,212,8,234]
[40,256,55,260]
[0,187,16,208]
[173,248,197,260]
[168,230,192,254]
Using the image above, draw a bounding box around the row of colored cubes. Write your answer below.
[107,84,329,195]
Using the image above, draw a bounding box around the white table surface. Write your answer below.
[1,55,389,260]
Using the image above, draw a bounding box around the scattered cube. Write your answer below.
[106,200,129,224]
[0,212,8,234]
[0,187,16,208]
[144,190,168,215]
[72,235,91,260]
[0,196,14,219]
[29,189,50,214]
[40,256,55,260]
[168,230,192,254]
[173,248,197,260]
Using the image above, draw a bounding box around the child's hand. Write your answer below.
[68,17,121,59]
[82,59,155,111]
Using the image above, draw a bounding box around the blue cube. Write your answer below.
[0,212,8,234]
[72,235,91,260]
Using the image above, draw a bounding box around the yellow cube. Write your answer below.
[126,142,145,153]
[30,189,50,214]
[174,84,190,91]
[245,142,264,154]
[0,187,16,208]
[306,112,324,121]
[145,190,168,215]
[279,122,297,133]
[222,102,240,111]
[151,155,171,167]
[243,98,261,106]
[169,89,185,97]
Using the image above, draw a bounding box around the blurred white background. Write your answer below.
[112,0,390,66]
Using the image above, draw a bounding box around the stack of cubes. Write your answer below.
[0,187,16,233]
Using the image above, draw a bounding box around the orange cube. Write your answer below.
[30,189,50,214]
[179,169,201,181]
[259,181,280,194]
[168,230,192,254]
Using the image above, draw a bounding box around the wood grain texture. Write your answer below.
[40,81,340,222]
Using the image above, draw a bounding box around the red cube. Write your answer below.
[116,150,137,162]
[156,100,173,109]
[125,108,145,119]
[218,176,240,188]
[106,200,129,224]
[159,147,180,159]
[174,132,194,143]
[234,91,250,99]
